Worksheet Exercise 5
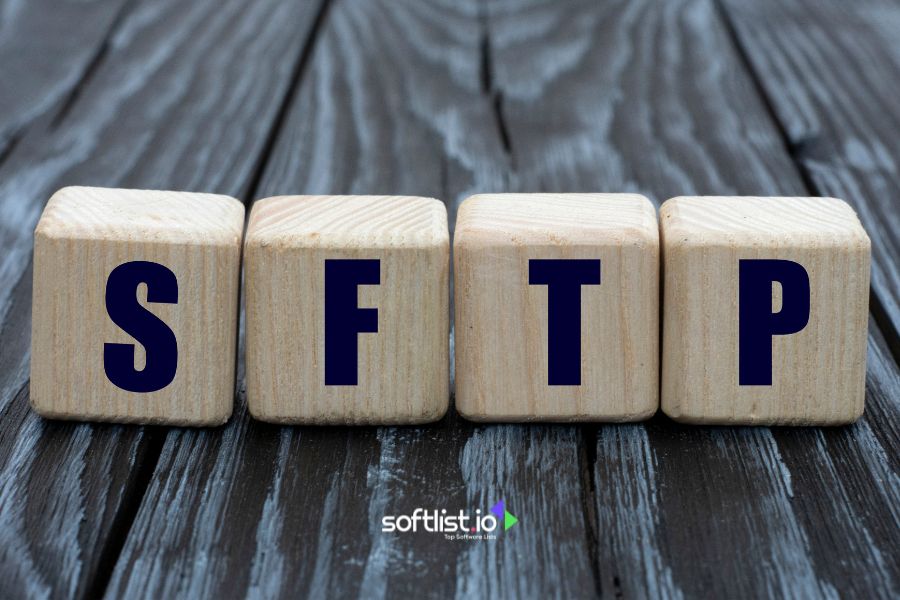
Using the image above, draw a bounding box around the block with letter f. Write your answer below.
[244,195,449,425]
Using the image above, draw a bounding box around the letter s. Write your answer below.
[104,261,178,393]
[382,516,396,532]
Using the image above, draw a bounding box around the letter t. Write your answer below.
[529,259,601,385]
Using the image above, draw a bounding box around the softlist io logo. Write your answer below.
[381,500,518,541]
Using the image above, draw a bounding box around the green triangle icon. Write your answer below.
[504,510,518,530]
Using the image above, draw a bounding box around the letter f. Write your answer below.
[324,259,380,385]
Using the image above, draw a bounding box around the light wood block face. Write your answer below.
[661,196,871,425]
[454,194,660,422]
[31,186,244,425]
[245,195,450,425]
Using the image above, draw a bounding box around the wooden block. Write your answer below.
[454,193,659,422]
[660,196,870,425]
[31,186,244,425]
[244,195,450,424]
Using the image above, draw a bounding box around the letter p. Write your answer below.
[739,259,810,385]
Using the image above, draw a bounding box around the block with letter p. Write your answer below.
[244,195,450,424]
[660,196,870,425]
[454,194,660,421]
[31,186,244,425]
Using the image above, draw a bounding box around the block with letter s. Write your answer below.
[30,186,244,425]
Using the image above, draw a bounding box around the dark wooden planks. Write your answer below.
[484,0,898,597]
[106,0,599,597]
[718,0,900,351]
[0,0,132,150]
[0,0,326,596]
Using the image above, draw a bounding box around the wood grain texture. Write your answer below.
[0,0,326,595]
[484,0,898,596]
[0,0,131,148]
[0,0,890,598]
[454,193,659,421]
[106,0,600,597]
[245,195,449,424]
[31,186,243,425]
[718,0,900,349]
[661,195,870,425]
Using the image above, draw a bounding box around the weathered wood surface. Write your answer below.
[0,0,132,150]
[0,0,326,596]
[718,0,900,351]
[0,0,896,598]
[104,0,899,599]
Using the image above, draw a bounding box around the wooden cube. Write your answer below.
[454,193,659,421]
[661,196,870,425]
[31,186,244,425]
[244,195,449,424]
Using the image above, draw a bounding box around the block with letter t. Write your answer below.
[30,186,244,425]
[244,195,450,424]
[660,196,870,425]
[454,193,660,421]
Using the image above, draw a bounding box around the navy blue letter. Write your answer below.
[104,261,178,393]
[739,259,810,385]
[325,259,380,385]
[529,259,601,385]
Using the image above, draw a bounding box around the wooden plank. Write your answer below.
[0,0,327,596]
[483,0,898,596]
[106,0,599,597]
[718,0,900,349]
[0,0,132,149]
